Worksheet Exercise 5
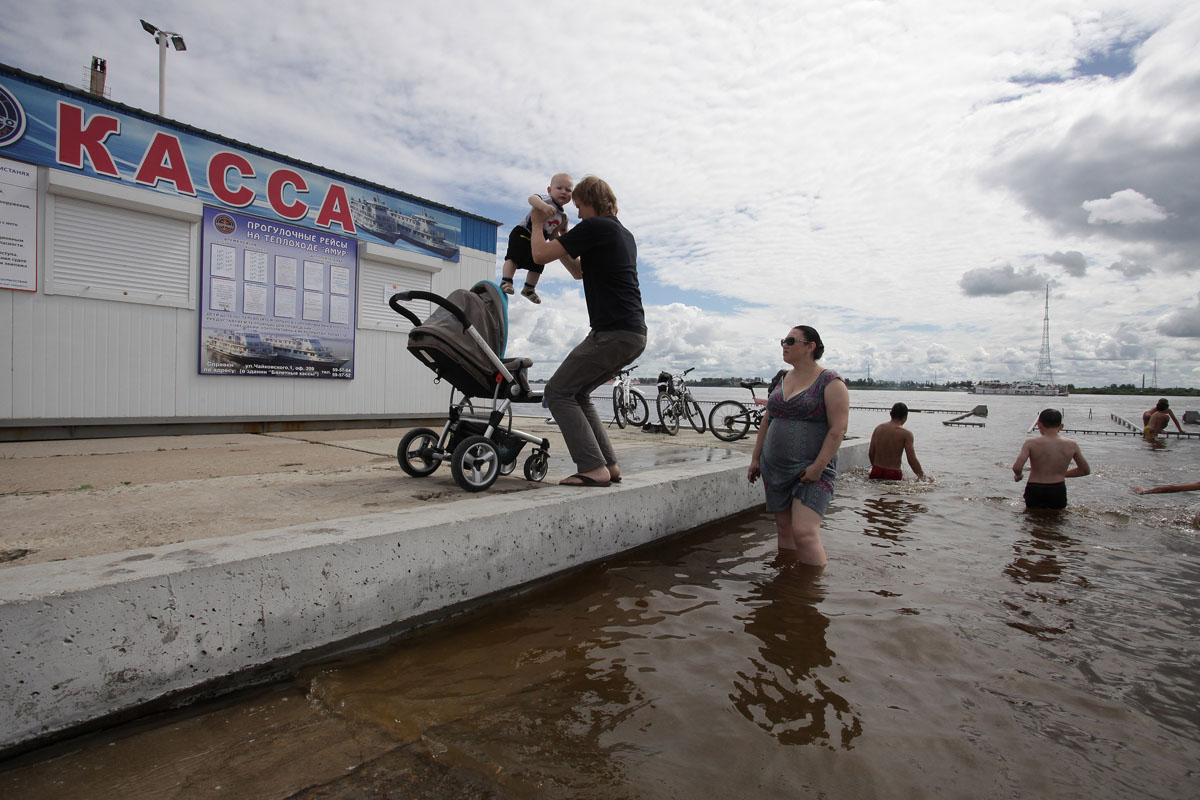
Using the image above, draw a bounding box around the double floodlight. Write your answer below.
[140,19,186,51]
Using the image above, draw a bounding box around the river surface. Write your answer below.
[2,391,1197,798]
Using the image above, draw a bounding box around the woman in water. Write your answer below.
[748,326,849,566]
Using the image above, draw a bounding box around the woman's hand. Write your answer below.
[800,463,823,483]
[747,458,761,484]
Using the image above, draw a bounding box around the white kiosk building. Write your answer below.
[0,64,499,440]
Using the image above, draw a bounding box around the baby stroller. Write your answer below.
[388,280,551,492]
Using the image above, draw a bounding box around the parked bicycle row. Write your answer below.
[611,366,773,442]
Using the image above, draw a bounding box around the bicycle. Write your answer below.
[611,365,650,429]
[655,367,706,435]
[708,380,770,441]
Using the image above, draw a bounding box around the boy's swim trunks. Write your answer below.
[1024,481,1067,510]
[869,466,904,480]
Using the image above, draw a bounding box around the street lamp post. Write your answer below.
[139,19,186,117]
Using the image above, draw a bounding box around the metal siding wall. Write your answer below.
[459,217,496,253]
[0,292,14,418]
[4,240,491,425]
[11,294,179,419]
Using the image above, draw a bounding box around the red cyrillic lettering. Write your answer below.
[134,132,196,194]
[208,152,256,207]
[315,184,355,233]
[267,169,309,220]
[56,102,120,176]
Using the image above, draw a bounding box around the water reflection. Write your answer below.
[299,564,644,797]
[1002,516,1087,640]
[857,495,926,552]
[1004,516,1084,586]
[730,563,862,748]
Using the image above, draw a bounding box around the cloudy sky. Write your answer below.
[4,0,1199,386]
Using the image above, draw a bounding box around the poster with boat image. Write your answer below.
[200,207,357,379]
[347,194,459,260]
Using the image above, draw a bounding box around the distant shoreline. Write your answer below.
[527,379,1199,395]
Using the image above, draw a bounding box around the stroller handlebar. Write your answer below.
[389,290,470,331]
[387,292,425,327]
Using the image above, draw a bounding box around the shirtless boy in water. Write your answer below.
[868,402,924,480]
[1012,408,1090,510]
[1142,398,1183,440]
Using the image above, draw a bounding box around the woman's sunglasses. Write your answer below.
[780,337,810,346]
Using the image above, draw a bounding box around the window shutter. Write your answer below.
[47,194,195,309]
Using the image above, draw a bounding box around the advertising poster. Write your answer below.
[0,156,38,291]
[200,207,357,379]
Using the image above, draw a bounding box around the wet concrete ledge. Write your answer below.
[0,443,867,753]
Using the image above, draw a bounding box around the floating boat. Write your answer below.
[972,380,1068,396]
[973,287,1069,397]
[349,196,458,258]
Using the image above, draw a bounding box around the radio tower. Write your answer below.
[1032,284,1054,384]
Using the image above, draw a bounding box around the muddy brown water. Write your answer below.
[2,392,1198,798]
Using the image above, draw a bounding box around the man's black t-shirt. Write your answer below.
[558,216,646,333]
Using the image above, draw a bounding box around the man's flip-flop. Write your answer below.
[560,473,612,487]
[610,475,622,483]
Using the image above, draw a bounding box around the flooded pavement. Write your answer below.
[3,393,1197,798]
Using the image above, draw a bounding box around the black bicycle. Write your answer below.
[655,367,706,435]
[708,380,770,441]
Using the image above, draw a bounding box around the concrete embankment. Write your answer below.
[0,422,867,753]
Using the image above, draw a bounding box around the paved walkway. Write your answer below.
[0,420,757,568]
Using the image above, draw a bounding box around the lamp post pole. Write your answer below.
[157,31,168,115]
[140,19,186,117]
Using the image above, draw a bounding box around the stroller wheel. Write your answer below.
[523,451,549,482]
[451,435,501,492]
[499,459,517,476]
[397,428,441,476]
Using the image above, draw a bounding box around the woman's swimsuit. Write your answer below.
[759,369,842,516]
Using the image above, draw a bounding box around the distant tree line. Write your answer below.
[1066,384,1200,396]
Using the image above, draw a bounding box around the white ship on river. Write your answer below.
[349,196,457,258]
[973,286,1069,397]
[972,379,1068,396]
[264,335,348,368]
[205,330,276,365]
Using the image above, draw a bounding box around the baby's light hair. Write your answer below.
[550,172,574,187]
[572,175,619,216]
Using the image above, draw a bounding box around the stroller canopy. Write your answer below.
[407,281,510,397]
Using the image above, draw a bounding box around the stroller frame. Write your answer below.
[389,286,551,492]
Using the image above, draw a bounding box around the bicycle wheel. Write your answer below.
[612,385,628,429]
[627,389,650,427]
[656,394,680,435]
[683,393,706,434]
[708,400,751,441]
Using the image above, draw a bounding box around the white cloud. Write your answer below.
[1156,294,1200,338]
[1082,189,1170,225]
[4,0,1200,386]
[959,263,1049,296]
[1045,250,1088,276]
